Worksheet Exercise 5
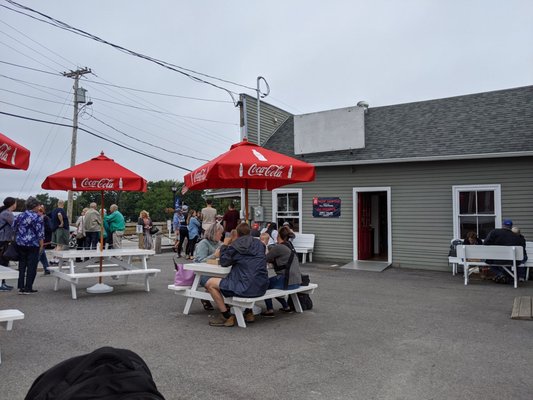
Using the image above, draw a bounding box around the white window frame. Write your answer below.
[272,188,303,232]
[452,184,502,239]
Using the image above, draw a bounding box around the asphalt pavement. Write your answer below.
[1,252,532,400]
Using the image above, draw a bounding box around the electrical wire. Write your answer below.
[0,38,62,74]
[86,114,209,162]
[0,87,71,105]
[0,110,193,171]
[0,99,72,121]
[2,1,268,101]
[0,59,60,75]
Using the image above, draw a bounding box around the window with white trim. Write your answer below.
[272,189,302,232]
[452,184,501,240]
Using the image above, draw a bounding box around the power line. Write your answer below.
[87,114,209,162]
[2,1,244,104]
[82,78,233,103]
[0,87,70,105]
[0,99,72,121]
[87,95,237,125]
[0,110,193,171]
[0,59,62,75]
[0,38,62,74]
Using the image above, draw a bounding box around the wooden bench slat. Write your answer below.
[60,269,160,279]
[511,296,533,320]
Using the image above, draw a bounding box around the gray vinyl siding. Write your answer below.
[242,94,292,146]
[255,156,533,271]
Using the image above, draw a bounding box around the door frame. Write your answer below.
[352,187,392,263]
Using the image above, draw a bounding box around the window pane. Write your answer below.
[478,216,495,240]
[477,191,494,214]
[288,193,299,212]
[459,216,477,239]
[459,191,476,214]
[277,194,288,212]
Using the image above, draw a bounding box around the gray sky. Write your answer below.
[1,0,532,199]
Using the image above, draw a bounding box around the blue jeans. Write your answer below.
[17,246,39,291]
[39,249,49,271]
[265,275,300,310]
[85,232,100,250]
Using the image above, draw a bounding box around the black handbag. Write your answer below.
[4,242,19,261]
[149,226,159,235]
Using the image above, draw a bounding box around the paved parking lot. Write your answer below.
[1,253,532,399]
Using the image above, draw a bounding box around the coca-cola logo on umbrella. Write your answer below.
[80,178,116,189]
[247,163,285,178]
[0,143,16,166]
[193,167,208,183]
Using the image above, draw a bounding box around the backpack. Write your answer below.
[25,347,165,400]
[287,274,313,311]
[448,239,463,257]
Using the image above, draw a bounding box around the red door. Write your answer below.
[358,192,372,260]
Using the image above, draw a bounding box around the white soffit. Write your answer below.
[294,106,364,155]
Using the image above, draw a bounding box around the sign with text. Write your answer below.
[312,197,341,218]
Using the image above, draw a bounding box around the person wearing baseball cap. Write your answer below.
[484,218,527,284]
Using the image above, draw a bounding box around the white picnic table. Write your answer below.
[49,248,160,299]
[0,265,18,281]
[180,263,232,315]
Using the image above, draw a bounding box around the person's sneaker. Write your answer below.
[0,284,12,292]
[18,289,29,295]
[2,282,14,289]
[43,270,51,275]
[244,310,255,323]
[25,289,38,294]
[209,315,236,327]
[260,310,275,318]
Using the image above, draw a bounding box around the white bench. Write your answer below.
[0,309,24,364]
[0,265,18,280]
[49,267,160,299]
[456,245,524,288]
[292,233,315,264]
[168,283,318,328]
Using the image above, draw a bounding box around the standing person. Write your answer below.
[201,199,217,235]
[37,206,52,275]
[84,203,102,250]
[75,208,87,262]
[222,202,240,236]
[105,204,125,249]
[138,210,153,250]
[265,222,279,247]
[13,197,44,294]
[261,226,302,317]
[0,197,17,291]
[186,210,201,260]
[204,223,269,327]
[484,219,527,283]
[176,205,189,258]
[50,200,69,251]
[172,209,181,251]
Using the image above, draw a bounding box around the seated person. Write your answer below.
[204,223,269,327]
[261,226,302,317]
[464,231,482,245]
[484,219,527,283]
[193,223,224,310]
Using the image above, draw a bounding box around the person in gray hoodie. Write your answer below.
[204,222,269,327]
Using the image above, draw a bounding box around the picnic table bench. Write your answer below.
[168,263,318,328]
[456,245,524,288]
[0,309,24,364]
[49,248,160,299]
[292,233,315,264]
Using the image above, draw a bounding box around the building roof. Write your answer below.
[264,85,533,165]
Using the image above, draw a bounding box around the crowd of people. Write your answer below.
[0,196,129,294]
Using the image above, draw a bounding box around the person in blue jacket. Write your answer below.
[204,222,269,327]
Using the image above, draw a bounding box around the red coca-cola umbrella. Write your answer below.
[0,132,30,170]
[183,139,315,221]
[42,152,147,293]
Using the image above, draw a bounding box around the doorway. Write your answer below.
[353,187,391,263]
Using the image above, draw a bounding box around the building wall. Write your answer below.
[254,157,533,271]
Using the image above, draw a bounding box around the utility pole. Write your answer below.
[63,67,91,222]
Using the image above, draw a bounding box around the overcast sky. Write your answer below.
[1,0,532,199]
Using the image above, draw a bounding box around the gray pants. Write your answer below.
[112,231,124,249]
